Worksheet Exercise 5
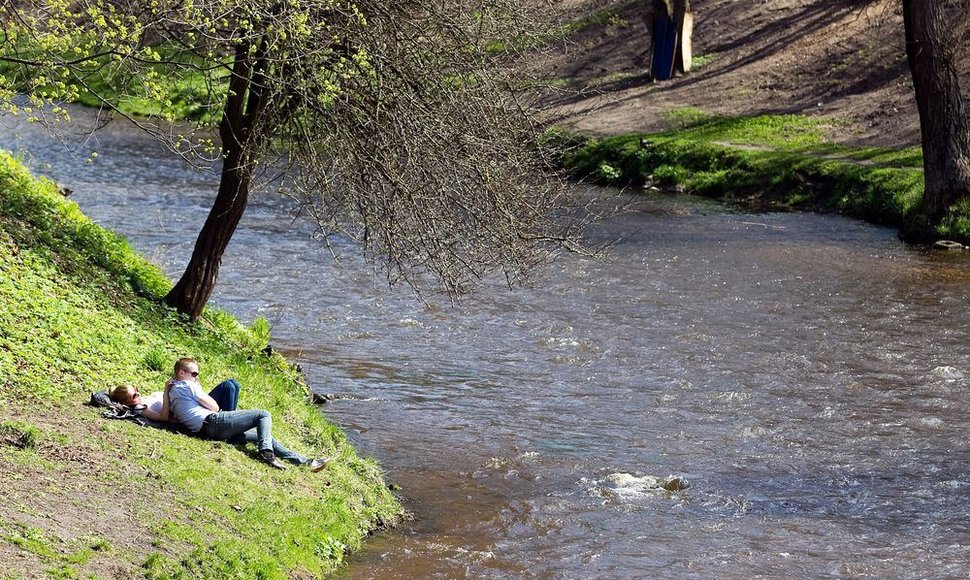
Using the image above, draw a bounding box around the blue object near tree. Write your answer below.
[651,16,678,81]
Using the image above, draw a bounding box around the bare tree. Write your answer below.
[1,0,584,319]
[900,0,970,241]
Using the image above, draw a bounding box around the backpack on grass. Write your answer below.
[88,391,163,428]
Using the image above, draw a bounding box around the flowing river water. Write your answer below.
[3,110,970,578]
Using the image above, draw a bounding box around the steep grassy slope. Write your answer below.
[0,151,401,579]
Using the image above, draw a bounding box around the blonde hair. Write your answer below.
[109,384,137,405]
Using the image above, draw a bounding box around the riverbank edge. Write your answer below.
[545,116,970,246]
[0,151,403,578]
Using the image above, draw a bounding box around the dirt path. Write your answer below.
[538,0,928,149]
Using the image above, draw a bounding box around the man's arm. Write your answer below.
[170,381,220,418]
[197,391,220,412]
[159,381,172,422]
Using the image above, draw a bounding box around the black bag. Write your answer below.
[89,390,116,409]
[89,391,152,426]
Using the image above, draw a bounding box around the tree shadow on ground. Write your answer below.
[537,0,912,133]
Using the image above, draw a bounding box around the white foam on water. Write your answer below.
[588,472,690,502]
[931,366,963,381]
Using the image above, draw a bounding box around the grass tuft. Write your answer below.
[0,420,42,450]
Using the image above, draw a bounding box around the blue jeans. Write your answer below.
[241,428,307,465]
[208,379,240,412]
[199,408,307,465]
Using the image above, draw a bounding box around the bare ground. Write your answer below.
[537,0,943,149]
[0,406,178,578]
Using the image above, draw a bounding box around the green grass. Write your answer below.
[0,521,114,579]
[559,9,629,36]
[691,53,715,69]
[0,420,43,449]
[0,39,226,123]
[72,64,225,123]
[544,111,965,240]
[0,150,402,577]
[487,8,629,54]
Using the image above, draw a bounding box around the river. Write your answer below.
[3,109,970,578]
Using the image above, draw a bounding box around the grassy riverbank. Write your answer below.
[535,0,970,244]
[0,151,402,578]
[546,110,970,242]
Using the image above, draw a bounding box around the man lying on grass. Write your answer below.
[111,357,329,471]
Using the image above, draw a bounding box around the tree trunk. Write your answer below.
[901,0,970,241]
[673,0,692,74]
[164,40,269,319]
[163,143,252,320]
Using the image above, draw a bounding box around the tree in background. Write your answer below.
[900,0,970,242]
[1,0,584,319]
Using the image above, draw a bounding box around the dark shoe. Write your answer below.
[259,449,288,470]
[305,457,331,473]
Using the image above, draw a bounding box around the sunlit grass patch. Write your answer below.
[0,520,114,578]
[691,53,716,69]
[660,112,828,149]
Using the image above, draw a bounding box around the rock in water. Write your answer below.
[933,240,966,251]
